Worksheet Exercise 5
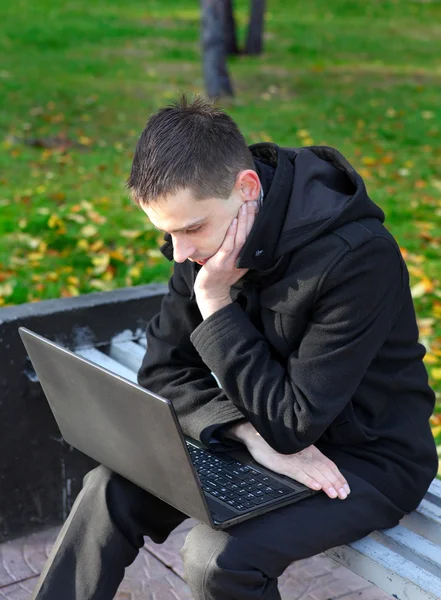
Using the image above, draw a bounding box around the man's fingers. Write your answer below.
[215,217,237,259]
[245,201,256,236]
[315,455,350,496]
[324,460,350,494]
[286,469,323,493]
[234,203,249,251]
[211,203,253,266]
[285,462,348,500]
[301,464,343,499]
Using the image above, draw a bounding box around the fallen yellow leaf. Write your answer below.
[423,354,438,365]
[110,250,125,261]
[81,224,98,237]
[359,168,371,179]
[28,252,44,261]
[48,214,63,229]
[67,285,80,296]
[431,368,441,381]
[121,229,142,239]
[0,283,13,296]
[90,240,104,252]
[92,254,110,274]
[433,304,441,319]
[77,239,89,251]
[408,265,425,278]
[432,425,441,438]
[128,266,141,278]
[411,278,434,298]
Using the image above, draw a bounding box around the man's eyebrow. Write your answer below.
[153,218,207,234]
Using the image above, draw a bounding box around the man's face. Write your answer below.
[142,171,259,264]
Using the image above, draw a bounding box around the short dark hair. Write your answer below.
[127,94,255,206]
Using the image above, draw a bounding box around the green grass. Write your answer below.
[1,0,441,458]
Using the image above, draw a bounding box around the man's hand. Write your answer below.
[194,201,257,320]
[228,422,351,500]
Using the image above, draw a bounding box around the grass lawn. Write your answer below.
[1,0,441,461]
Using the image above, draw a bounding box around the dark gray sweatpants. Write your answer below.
[32,464,405,600]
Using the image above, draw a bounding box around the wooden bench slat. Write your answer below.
[427,479,441,499]
[371,525,441,575]
[137,337,147,348]
[401,511,441,546]
[401,483,441,546]
[109,341,146,373]
[416,498,441,527]
[326,537,441,600]
[76,347,137,383]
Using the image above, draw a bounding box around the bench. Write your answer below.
[1,286,440,599]
[79,335,441,600]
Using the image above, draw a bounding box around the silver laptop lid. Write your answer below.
[18,327,212,526]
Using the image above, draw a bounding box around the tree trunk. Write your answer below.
[221,0,239,56]
[244,0,266,55]
[200,0,234,98]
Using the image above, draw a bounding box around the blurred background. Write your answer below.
[0,0,440,462]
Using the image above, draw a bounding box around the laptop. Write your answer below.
[19,327,316,530]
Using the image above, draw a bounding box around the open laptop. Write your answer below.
[19,327,316,530]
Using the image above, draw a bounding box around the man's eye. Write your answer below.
[186,226,202,235]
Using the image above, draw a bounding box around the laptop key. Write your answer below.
[250,496,268,505]
[259,494,276,503]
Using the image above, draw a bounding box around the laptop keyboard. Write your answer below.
[186,443,295,513]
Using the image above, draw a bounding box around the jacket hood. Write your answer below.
[160,143,385,271]
[235,143,385,270]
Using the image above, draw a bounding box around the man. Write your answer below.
[33,95,438,600]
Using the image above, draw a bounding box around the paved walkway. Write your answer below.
[0,521,392,600]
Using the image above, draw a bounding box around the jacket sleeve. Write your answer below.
[137,262,246,449]
[190,237,405,454]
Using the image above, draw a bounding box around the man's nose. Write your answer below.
[172,237,195,263]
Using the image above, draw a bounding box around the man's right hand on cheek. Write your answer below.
[225,422,351,500]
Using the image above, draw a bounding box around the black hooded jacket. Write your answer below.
[138,143,438,513]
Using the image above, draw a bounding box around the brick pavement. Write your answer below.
[0,521,392,600]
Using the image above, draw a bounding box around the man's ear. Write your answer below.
[238,169,261,201]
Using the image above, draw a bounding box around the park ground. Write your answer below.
[0,0,440,462]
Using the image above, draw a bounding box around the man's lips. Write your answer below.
[195,258,208,265]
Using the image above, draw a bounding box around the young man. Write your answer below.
[33,95,438,600]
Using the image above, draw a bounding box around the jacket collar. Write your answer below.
[236,144,294,270]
